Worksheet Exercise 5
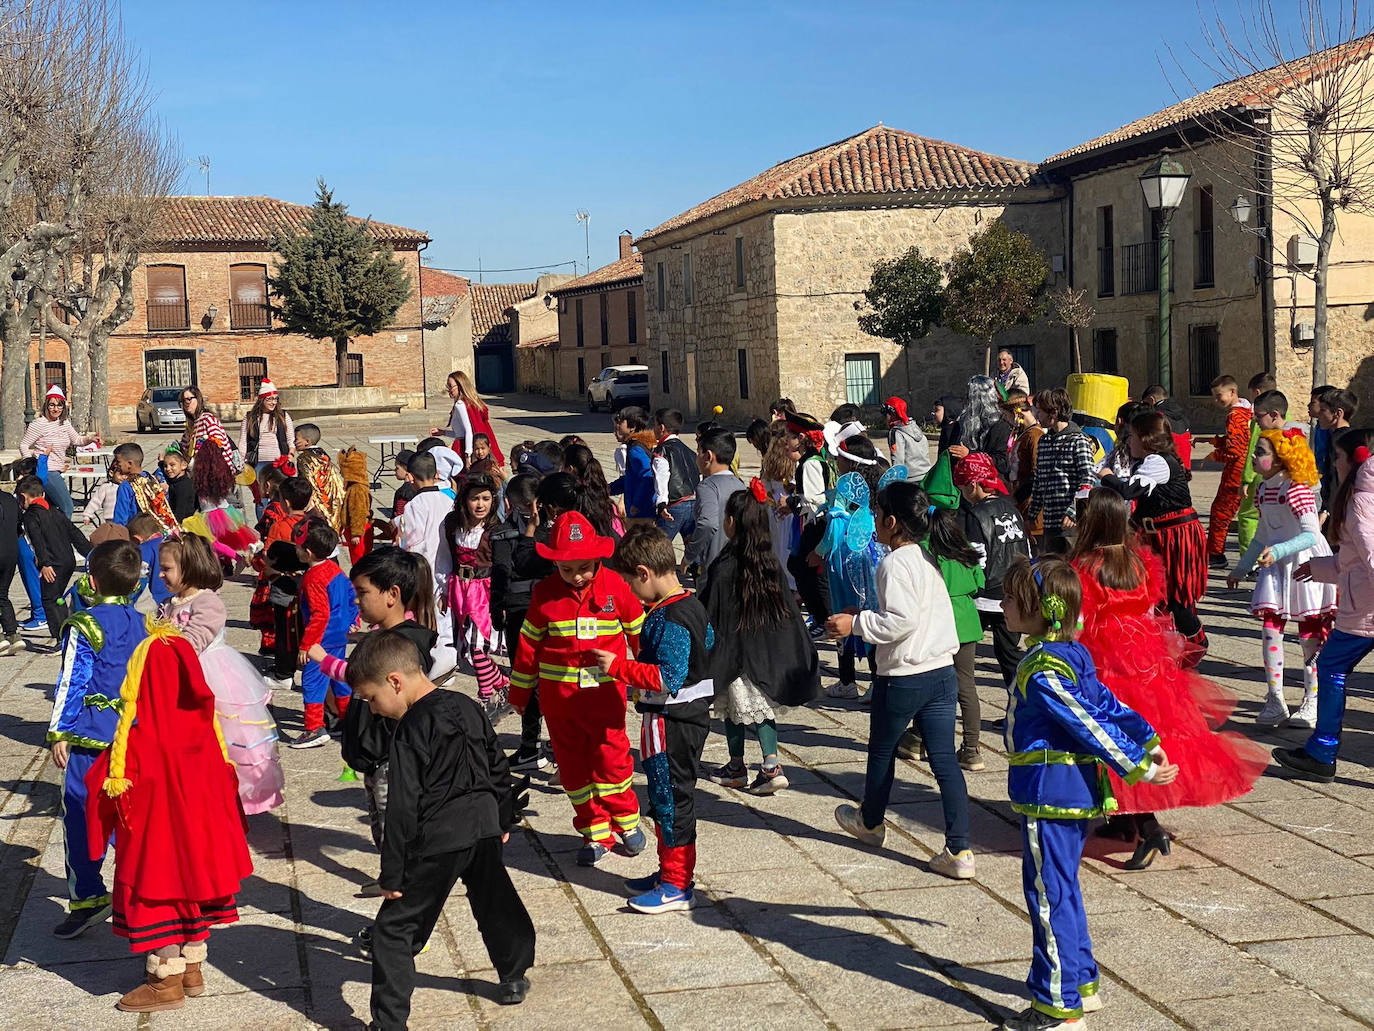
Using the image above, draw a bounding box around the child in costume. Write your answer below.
[781,411,833,634]
[1027,387,1096,553]
[345,630,533,1026]
[158,533,285,815]
[826,480,973,881]
[111,442,178,533]
[882,396,932,480]
[1227,428,1338,728]
[1235,372,1278,551]
[292,516,359,748]
[1205,373,1254,564]
[467,433,506,487]
[1275,429,1374,782]
[128,514,173,609]
[999,555,1177,1030]
[258,476,312,687]
[183,440,259,568]
[161,446,196,522]
[85,613,252,1014]
[438,473,510,720]
[702,482,820,794]
[759,431,799,589]
[509,512,646,866]
[590,526,714,913]
[295,422,345,532]
[17,474,91,641]
[1072,489,1266,870]
[46,539,146,939]
[339,445,373,562]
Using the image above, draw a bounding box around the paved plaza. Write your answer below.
[2,396,1373,1029]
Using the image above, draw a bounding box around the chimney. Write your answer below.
[619,231,633,260]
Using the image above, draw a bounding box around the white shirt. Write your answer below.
[395,487,451,573]
[428,446,465,484]
[853,545,959,676]
[442,399,475,460]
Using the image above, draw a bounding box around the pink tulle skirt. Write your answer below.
[447,576,498,653]
[200,638,285,815]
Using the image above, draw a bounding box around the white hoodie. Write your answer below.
[853,544,959,676]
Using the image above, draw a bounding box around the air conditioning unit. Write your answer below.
[1292,321,1316,346]
[1287,234,1318,269]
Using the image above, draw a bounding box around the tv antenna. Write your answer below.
[575,209,590,276]
[196,155,211,195]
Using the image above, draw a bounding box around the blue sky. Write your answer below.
[125,0,1314,278]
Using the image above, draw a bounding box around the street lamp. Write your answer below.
[1138,154,1191,391]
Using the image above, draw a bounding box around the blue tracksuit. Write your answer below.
[18,536,44,621]
[48,603,147,909]
[1006,640,1158,1020]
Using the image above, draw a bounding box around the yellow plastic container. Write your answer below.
[1067,373,1129,430]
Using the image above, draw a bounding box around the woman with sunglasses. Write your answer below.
[19,385,98,518]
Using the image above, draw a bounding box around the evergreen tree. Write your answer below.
[269,179,412,387]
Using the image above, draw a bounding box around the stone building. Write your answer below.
[1044,36,1374,428]
[539,233,644,403]
[29,195,431,428]
[635,125,1068,420]
[420,266,472,396]
[469,281,537,394]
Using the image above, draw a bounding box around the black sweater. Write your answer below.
[23,501,91,571]
[165,474,197,522]
[489,517,552,626]
[380,689,517,891]
[0,491,18,561]
[341,620,438,775]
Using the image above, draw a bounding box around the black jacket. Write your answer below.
[1153,398,1191,434]
[489,516,552,627]
[960,494,1029,600]
[700,549,821,708]
[165,474,197,522]
[380,689,519,891]
[341,620,438,775]
[23,501,90,571]
[0,490,18,562]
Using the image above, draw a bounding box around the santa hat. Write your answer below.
[882,397,909,424]
[258,379,278,397]
[44,384,66,402]
[536,511,614,562]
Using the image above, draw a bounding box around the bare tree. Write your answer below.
[1050,285,1096,373]
[1171,0,1374,387]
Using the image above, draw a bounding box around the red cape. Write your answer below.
[86,635,252,904]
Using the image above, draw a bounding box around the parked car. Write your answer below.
[136,386,188,432]
[586,365,650,412]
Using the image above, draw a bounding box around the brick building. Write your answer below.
[32,195,430,428]
[420,266,472,396]
[537,233,644,402]
[636,125,1067,420]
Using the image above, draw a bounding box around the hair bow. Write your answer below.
[749,477,769,504]
[1282,427,1306,441]
[1355,445,1371,465]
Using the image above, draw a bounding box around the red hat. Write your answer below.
[952,452,1009,495]
[882,397,909,423]
[536,511,614,562]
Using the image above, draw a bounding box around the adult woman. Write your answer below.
[179,386,239,473]
[431,369,503,467]
[20,385,97,518]
[237,379,295,478]
[947,375,1014,484]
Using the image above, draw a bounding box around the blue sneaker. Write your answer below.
[576,841,609,867]
[19,617,47,632]
[623,871,661,894]
[628,882,694,914]
[619,827,647,856]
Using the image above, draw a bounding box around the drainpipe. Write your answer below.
[417,239,429,409]
[1255,126,1274,377]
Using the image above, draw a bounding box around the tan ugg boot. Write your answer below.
[181,941,207,997]
[116,954,186,1013]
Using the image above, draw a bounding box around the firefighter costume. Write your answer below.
[510,513,645,850]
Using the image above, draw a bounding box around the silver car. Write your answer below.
[136,386,188,432]
[586,364,650,412]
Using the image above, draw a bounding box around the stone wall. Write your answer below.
[423,294,473,398]
[1274,303,1374,418]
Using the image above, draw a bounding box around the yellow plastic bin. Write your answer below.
[1067,373,1130,462]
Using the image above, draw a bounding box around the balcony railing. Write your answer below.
[1120,240,1175,296]
[1195,230,1215,288]
[1097,245,1114,296]
[146,298,189,331]
[230,300,271,329]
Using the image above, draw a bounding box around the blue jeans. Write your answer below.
[1306,628,1374,765]
[862,666,969,852]
[62,747,111,907]
[45,471,74,519]
[657,499,695,543]
[18,537,44,621]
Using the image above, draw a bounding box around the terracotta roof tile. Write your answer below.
[1044,34,1374,166]
[420,266,470,300]
[469,281,537,346]
[548,253,643,296]
[150,195,429,247]
[639,125,1040,243]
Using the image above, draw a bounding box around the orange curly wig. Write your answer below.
[1260,429,1319,486]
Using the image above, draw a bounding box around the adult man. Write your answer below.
[995,350,1030,397]
[651,408,700,543]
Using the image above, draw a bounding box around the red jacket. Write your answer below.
[510,566,644,716]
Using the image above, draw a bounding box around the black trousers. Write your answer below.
[39,562,74,640]
[372,837,535,1030]
[504,613,542,752]
[979,610,1023,688]
[0,552,17,636]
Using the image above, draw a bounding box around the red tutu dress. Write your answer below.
[1073,546,1267,813]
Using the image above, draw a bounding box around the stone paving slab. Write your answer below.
[1,395,1374,1028]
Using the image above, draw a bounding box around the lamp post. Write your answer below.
[1138,155,1191,391]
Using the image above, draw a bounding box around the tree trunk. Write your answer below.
[983,339,992,376]
[88,328,110,437]
[335,336,349,389]
[1312,206,1337,390]
[1071,326,1082,375]
[68,331,91,431]
[0,310,29,448]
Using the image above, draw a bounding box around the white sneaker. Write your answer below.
[1287,692,1318,729]
[826,681,860,699]
[1256,694,1289,727]
[834,803,885,847]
